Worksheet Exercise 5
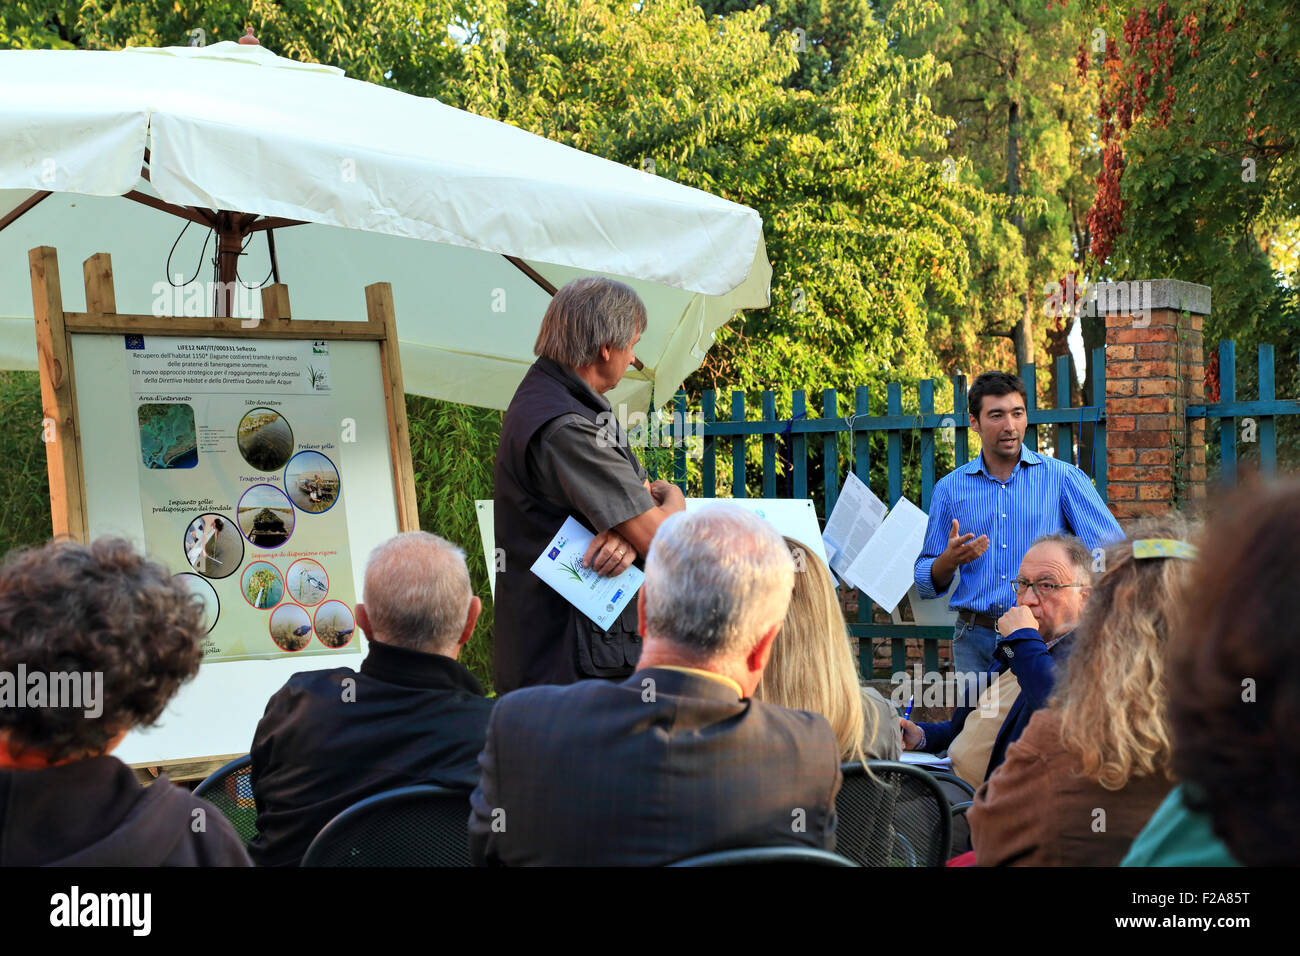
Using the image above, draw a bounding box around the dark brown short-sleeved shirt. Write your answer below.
[524,379,654,535]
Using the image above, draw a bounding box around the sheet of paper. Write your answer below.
[899,751,952,769]
[530,516,643,630]
[821,472,887,580]
[845,497,929,612]
[684,497,830,570]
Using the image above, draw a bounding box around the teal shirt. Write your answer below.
[1121,785,1241,867]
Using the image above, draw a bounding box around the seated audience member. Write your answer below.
[0,537,249,866]
[468,504,842,866]
[900,534,1091,785]
[753,537,901,762]
[249,531,493,867]
[1126,482,1300,867]
[968,520,1196,865]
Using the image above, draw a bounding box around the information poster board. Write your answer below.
[129,335,357,661]
[30,248,418,766]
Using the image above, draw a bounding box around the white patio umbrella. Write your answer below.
[0,38,770,411]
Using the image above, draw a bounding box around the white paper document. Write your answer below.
[684,497,830,570]
[821,473,888,581]
[845,497,929,613]
[530,516,643,630]
[899,751,952,769]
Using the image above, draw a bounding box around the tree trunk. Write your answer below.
[1007,98,1032,372]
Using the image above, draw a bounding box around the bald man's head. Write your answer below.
[361,531,475,656]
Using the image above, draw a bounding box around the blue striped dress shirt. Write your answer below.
[913,445,1123,617]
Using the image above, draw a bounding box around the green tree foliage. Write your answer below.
[1075,0,1299,472]
[886,0,1101,409]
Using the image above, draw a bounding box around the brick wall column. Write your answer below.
[1101,279,1211,520]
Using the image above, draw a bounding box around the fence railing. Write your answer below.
[663,349,1108,678]
[1188,342,1300,482]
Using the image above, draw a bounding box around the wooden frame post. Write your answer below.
[30,246,88,539]
[366,282,420,531]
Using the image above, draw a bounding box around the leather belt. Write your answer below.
[956,609,999,630]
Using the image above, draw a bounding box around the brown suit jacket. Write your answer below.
[968,708,1174,866]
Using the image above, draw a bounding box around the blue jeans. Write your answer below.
[952,620,998,708]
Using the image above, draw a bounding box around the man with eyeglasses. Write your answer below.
[913,370,1121,702]
[901,534,1093,788]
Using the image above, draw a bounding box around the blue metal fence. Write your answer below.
[1187,342,1300,482]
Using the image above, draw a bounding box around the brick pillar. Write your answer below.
[1101,279,1211,520]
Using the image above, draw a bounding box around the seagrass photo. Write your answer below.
[241,561,284,609]
[237,484,296,549]
[237,407,294,472]
[284,450,340,513]
[313,599,355,648]
[269,602,312,653]
[183,513,243,580]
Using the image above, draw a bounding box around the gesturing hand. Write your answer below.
[583,529,637,577]
[943,519,989,567]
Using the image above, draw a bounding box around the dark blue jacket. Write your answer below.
[918,627,1074,782]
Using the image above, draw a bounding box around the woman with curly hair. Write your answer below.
[752,537,901,763]
[0,537,250,866]
[967,517,1197,866]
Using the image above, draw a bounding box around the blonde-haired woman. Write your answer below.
[967,518,1196,866]
[753,538,901,763]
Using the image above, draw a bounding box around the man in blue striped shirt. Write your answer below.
[914,371,1121,702]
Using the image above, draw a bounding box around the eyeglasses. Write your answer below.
[1011,579,1087,598]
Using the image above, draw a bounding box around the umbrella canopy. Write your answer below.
[0,40,769,410]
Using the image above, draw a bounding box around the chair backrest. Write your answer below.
[300,784,472,867]
[835,761,952,866]
[669,847,858,867]
[191,754,257,846]
[926,770,976,802]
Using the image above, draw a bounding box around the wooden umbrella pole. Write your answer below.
[215,213,242,317]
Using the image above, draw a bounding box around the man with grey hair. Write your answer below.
[248,531,494,867]
[900,532,1094,789]
[494,276,686,693]
[469,504,843,866]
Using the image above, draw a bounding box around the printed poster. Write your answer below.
[129,335,359,662]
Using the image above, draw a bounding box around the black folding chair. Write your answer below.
[300,784,472,867]
[926,770,977,854]
[192,754,257,846]
[669,847,858,867]
[835,761,952,866]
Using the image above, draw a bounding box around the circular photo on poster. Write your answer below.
[237,407,294,472]
[285,558,329,606]
[183,513,243,579]
[237,484,295,549]
[284,451,340,514]
[174,572,219,633]
[314,600,356,649]
[269,602,313,653]
[241,561,284,610]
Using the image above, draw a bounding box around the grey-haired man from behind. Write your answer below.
[469,503,843,866]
